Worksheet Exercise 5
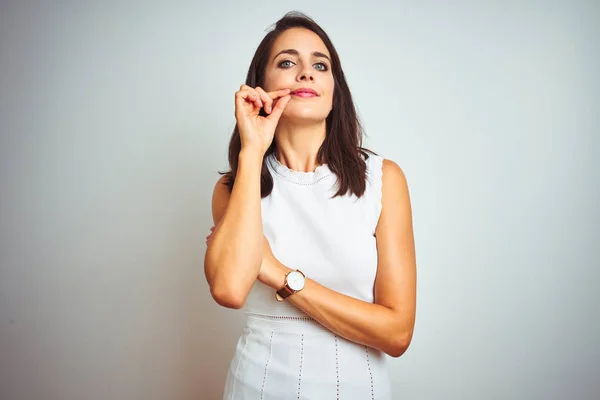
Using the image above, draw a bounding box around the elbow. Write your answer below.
[204,251,256,310]
[386,332,413,358]
[204,252,245,309]
[210,282,247,310]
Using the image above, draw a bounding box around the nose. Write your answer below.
[296,64,314,82]
[298,73,314,82]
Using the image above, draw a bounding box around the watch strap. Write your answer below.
[276,285,295,300]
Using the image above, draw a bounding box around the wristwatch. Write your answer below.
[275,270,306,301]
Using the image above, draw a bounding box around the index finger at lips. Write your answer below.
[267,88,292,99]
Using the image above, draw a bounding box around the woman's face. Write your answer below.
[263,27,334,122]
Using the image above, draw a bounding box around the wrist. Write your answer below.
[268,262,290,290]
[239,148,265,164]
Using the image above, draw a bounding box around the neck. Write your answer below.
[274,119,327,172]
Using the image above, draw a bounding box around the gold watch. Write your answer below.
[275,270,306,301]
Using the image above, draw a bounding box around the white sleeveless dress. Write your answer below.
[222,151,391,399]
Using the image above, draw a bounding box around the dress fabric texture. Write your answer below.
[222,151,391,399]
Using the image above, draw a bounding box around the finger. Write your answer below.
[248,92,263,109]
[255,87,273,114]
[267,89,292,112]
[267,88,291,100]
[235,89,252,110]
[235,89,263,110]
[267,94,291,122]
[263,88,291,114]
[247,87,263,108]
[244,91,263,109]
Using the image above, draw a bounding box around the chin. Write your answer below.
[281,104,331,123]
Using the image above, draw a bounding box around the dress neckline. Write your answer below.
[266,152,333,185]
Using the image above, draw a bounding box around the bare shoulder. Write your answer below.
[211,175,231,225]
[379,158,412,225]
[381,158,409,193]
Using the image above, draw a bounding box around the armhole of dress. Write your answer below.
[369,155,384,236]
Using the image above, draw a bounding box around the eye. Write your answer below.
[278,60,295,68]
[314,62,328,71]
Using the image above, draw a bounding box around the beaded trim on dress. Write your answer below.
[266,152,333,185]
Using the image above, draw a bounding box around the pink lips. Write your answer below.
[290,88,318,98]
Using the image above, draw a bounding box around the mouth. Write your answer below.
[290,88,318,98]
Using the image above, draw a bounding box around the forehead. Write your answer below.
[270,27,330,57]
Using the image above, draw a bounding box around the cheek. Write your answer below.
[324,89,334,107]
[324,77,335,102]
[262,69,278,91]
[263,69,293,92]
[262,78,275,92]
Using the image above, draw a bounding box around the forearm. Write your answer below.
[264,263,412,357]
[205,150,264,307]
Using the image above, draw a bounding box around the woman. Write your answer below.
[204,11,416,400]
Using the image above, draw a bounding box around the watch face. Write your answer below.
[287,271,305,291]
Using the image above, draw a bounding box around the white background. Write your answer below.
[1,1,598,399]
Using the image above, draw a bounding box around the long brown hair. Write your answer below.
[220,11,376,198]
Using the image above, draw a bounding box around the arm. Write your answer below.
[204,149,265,309]
[259,159,417,357]
[204,84,290,310]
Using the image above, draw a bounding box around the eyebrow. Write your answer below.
[272,49,331,63]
